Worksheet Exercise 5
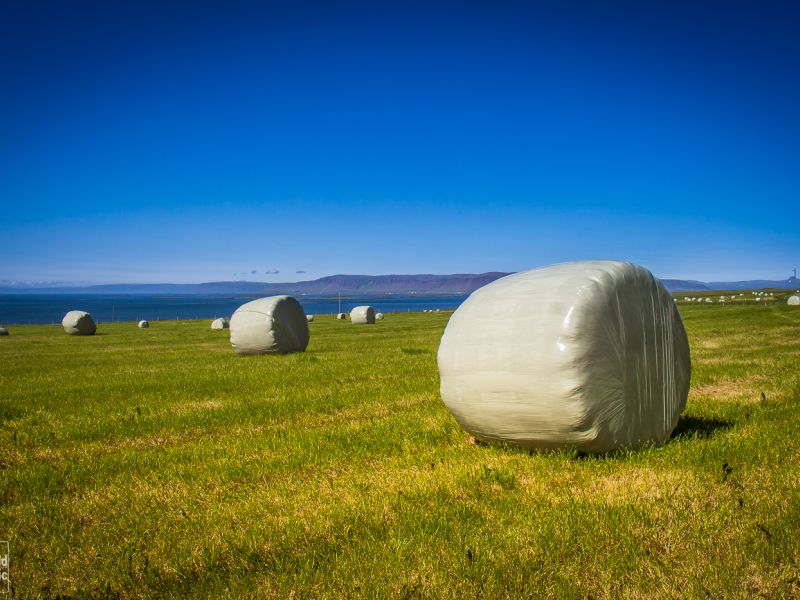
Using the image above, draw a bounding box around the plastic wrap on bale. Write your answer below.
[62,311,97,336]
[230,296,309,355]
[437,261,691,453]
[350,306,375,324]
[211,318,229,330]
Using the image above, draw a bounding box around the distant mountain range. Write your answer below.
[1,272,798,295]
[0,273,509,295]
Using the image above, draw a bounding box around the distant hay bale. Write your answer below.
[438,260,690,454]
[62,310,96,335]
[375,312,384,320]
[211,318,229,330]
[138,320,149,328]
[350,306,375,324]
[0,327,8,336]
[307,314,315,322]
[230,295,309,355]
[788,295,800,306]
[336,313,347,320]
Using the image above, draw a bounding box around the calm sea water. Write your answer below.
[0,293,468,325]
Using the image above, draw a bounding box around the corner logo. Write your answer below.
[0,541,8,593]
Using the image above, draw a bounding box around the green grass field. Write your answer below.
[1,304,799,598]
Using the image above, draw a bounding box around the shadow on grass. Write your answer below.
[465,415,734,460]
[670,415,733,441]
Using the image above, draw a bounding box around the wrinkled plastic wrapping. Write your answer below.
[788,296,800,306]
[211,318,229,330]
[438,261,691,453]
[230,296,309,355]
[62,310,96,335]
[138,320,149,328]
[350,306,375,324]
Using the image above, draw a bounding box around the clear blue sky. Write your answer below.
[1,0,797,284]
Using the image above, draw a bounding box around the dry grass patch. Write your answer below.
[690,375,770,401]
[578,468,696,504]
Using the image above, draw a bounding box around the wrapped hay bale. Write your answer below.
[438,260,691,453]
[350,305,375,324]
[0,327,8,336]
[230,295,309,355]
[62,310,96,335]
[336,313,347,320]
[307,314,315,322]
[788,295,800,306]
[138,320,150,328]
[375,312,384,320]
[211,318,229,330]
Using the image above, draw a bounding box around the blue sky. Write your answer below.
[1,0,797,284]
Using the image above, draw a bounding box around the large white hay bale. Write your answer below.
[375,312,385,320]
[62,310,96,335]
[788,295,800,306]
[0,327,8,336]
[138,320,150,328]
[211,318,229,330]
[350,305,375,324]
[230,295,309,355]
[438,261,691,453]
[307,314,315,322]
[336,313,347,320]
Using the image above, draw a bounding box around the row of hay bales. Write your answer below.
[226,301,386,354]
[52,302,387,352]
[52,304,389,337]
[678,292,798,305]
